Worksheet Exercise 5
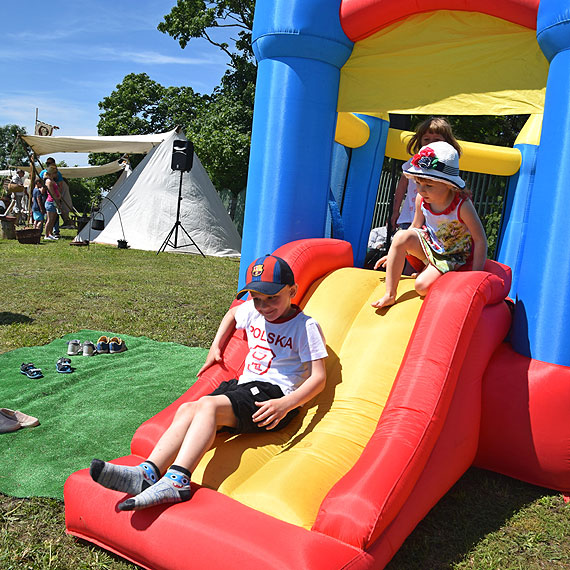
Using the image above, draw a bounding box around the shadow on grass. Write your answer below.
[0,312,33,325]
[386,467,550,569]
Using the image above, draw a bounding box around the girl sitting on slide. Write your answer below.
[372,141,487,309]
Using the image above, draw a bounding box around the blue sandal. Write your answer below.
[20,363,43,379]
[56,357,73,374]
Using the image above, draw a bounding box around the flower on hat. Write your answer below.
[411,147,439,170]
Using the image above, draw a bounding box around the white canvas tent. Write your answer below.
[75,130,241,257]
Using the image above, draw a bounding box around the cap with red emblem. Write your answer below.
[236,255,295,299]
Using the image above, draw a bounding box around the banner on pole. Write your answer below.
[35,120,59,136]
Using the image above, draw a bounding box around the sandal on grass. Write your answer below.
[20,363,43,379]
[56,357,73,374]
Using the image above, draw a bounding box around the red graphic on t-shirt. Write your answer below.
[247,345,275,376]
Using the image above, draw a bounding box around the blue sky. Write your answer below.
[1,0,234,165]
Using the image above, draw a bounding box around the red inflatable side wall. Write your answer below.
[339,0,539,41]
[365,301,512,568]
[475,343,570,493]
[313,262,511,548]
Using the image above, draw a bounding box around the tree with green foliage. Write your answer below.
[158,0,256,214]
[97,73,201,138]
[400,114,529,149]
[0,125,29,171]
[157,0,255,73]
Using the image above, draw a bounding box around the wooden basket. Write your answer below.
[15,227,42,244]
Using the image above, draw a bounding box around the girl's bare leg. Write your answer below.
[414,264,443,296]
[371,230,424,308]
[45,212,56,237]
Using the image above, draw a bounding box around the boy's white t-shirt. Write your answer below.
[235,300,328,395]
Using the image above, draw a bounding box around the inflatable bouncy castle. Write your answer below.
[64,1,570,569]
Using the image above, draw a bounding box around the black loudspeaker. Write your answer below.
[171,140,194,172]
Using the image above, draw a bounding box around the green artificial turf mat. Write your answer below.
[0,330,205,499]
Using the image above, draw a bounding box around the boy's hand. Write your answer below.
[197,347,223,377]
[252,399,290,430]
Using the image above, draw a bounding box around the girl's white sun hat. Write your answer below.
[402,141,465,189]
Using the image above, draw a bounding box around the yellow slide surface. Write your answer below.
[192,267,423,529]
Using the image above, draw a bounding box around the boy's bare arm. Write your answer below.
[197,306,238,376]
[252,358,327,430]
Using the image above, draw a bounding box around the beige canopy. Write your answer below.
[21,128,177,157]
[3,161,126,179]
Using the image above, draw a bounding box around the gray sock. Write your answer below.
[90,459,160,495]
[118,465,192,511]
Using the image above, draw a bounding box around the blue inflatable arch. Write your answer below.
[240,0,570,368]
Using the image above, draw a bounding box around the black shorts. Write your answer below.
[208,379,300,433]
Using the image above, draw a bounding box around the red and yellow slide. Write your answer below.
[64,238,512,570]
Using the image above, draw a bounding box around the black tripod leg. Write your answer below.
[178,224,206,257]
[157,223,178,254]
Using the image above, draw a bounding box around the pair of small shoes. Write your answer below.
[20,363,43,379]
[67,339,97,356]
[67,336,126,356]
[96,335,126,354]
[0,408,39,429]
[56,357,73,374]
[109,337,127,354]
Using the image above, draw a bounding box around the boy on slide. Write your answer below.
[90,255,328,511]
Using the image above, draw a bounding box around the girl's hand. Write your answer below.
[374,255,388,270]
[252,398,290,430]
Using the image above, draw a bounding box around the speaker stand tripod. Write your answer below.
[157,170,205,256]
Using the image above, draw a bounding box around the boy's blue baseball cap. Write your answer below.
[236,255,295,299]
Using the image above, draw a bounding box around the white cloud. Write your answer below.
[95,46,227,67]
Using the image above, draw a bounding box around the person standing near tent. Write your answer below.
[43,168,61,241]
[8,169,26,218]
[40,158,75,229]
[31,178,47,230]
[10,169,25,189]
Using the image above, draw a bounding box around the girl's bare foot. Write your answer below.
[371,294,396,309]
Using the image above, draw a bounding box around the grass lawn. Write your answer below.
[1,231,568,570]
